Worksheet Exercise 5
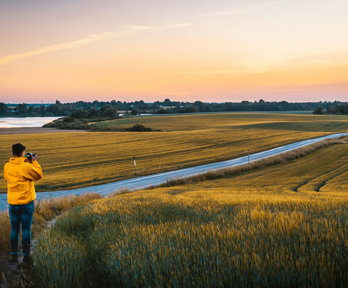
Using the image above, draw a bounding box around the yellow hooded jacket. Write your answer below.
[4,157,43,205]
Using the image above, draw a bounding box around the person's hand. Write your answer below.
[32,154,38,161]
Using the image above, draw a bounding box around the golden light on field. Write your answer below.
[0,113,347,286]
[1,113,347,192]
[1,0,348,102]
[32,143,348,287]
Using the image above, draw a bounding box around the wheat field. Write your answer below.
[1,113,347,192]
[33,143,348,288]
[93,112,348,132]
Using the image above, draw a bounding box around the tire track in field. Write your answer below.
[315,168,348,192]
[294,162,348,192]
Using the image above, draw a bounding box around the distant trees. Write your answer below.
[131,109,140,115]
[71,105,119,119]
[163,98,172,106]
[17,103,27,114]
[313,107,324,114]
[328,105,348,115]
[46,104,59,115]
[100,105,119,118]
[181,105,199,113]
[71,109,89,119]
[313,104,348,115]
[87,108,99,118]
[1,99,347,118]
[0,102,8,114]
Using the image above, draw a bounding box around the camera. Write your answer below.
[25,152,37,163]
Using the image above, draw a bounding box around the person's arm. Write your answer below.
[23,160,43,181]
[4,163,9,181]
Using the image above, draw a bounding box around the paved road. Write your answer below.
[1,133,347,211]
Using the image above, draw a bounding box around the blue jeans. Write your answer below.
[9,201,34,256]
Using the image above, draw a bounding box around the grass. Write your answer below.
[93,112,348,132]
[1,113,347,192]
[157,136,348,188]
[0,194,102,253]
[32,143,348,288]
[0,193,102,286]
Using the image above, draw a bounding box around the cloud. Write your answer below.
[203,9,246,17]
[202,1,287,17]
[152,23,192,31]
[185,54,337,76]
[0,31,129,65]
[0,23,192,65]
[122,25,153,31]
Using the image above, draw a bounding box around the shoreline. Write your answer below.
[0,127,86,135]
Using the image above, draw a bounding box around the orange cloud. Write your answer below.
[0,23,192,65]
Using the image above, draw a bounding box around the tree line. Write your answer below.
[313,104,348,115]
[1,99,347,118]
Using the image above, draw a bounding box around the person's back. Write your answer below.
[3,143,43,264]
[4,156,42,205]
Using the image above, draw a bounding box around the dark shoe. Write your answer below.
[23,255,34,266]
[8,254,18,263]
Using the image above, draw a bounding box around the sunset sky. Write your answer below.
[1,0,348,103]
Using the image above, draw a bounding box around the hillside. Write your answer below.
[33,143,348,287]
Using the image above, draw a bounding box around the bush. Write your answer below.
[131,109,139,115]
[125,124,153,132]
[313,107,324,114]
[43,116,90,130]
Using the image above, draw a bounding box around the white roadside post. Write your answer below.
[133,157,137,176]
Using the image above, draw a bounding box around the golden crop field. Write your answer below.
[1,113,347,192]
[33,143,348,287]
[94,112,348,132]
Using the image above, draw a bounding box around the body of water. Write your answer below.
[0,117,60,128]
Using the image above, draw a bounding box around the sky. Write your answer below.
[0,0,348,103]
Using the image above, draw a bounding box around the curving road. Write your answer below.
[1,133,347,211]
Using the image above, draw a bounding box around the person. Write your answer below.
[4,143,43,263]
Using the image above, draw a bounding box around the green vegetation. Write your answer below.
[1,113,347,192]
[313,104,348,115]
[0,194,102,286]
[43,116,90,130]
[0,194,101,253]
[43,117,156,131]
[33,143,348,287]
[124,124,154,132]
[2,99,347,118]
[91,123,156,132]
[0,101,121,117]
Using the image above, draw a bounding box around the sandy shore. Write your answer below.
[0,127,86,135]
